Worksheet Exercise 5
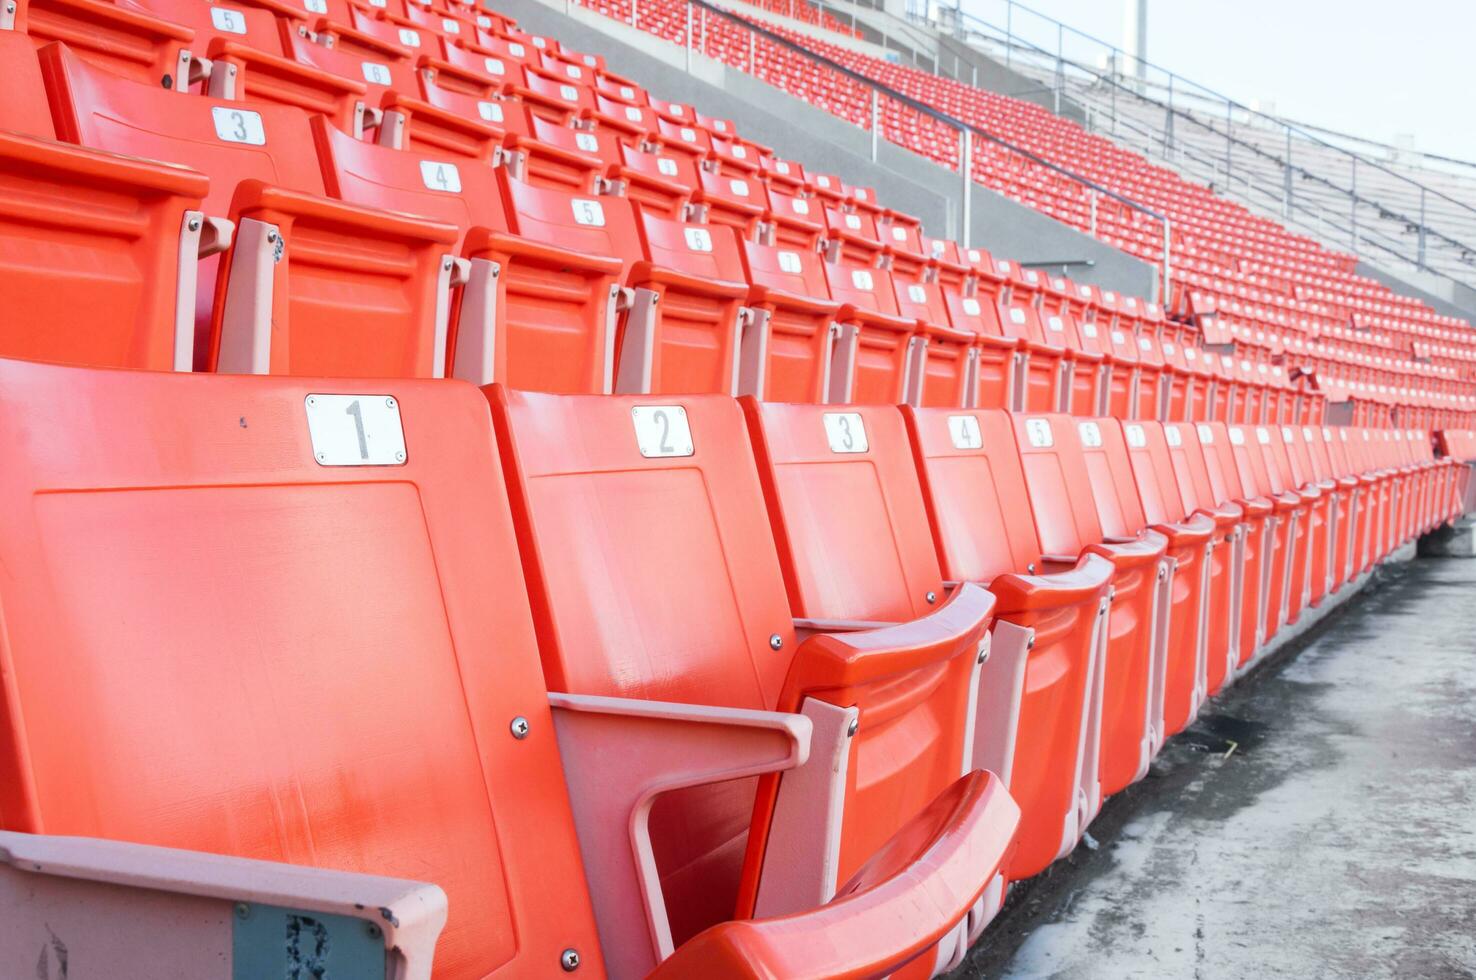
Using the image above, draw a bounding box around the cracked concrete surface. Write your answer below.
[955,557,1476,980]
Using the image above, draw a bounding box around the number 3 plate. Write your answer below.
[305,394,407,466]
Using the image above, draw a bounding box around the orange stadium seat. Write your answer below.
[0,356,1019,980]
[489,387,1019,976]
[44,42,461,377]
[903,406,1114,884]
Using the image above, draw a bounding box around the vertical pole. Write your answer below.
[748,28,755,73]
[870,88,880,162]
[1054,23,1063,114]
[1005,0,1012,68]
[1161,217,1172,308]
[972,63,977,87]
[699,6,706,56]
[685,0,692,72]
[630,0,636,27]
[1089,190,1098,235]
[1164,74,1175,157]
[1225,100,1232,177]
[960,128,973,249]
[1418,187,1428,270]
[1110,48,1117,135]
[1350,156,1358,252]
[1283,128,1293,218]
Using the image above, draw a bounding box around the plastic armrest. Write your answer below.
[548,692,810,976]
[837,303,917,336]
[793,616,900,634]
[988,552,1114,612]
[318,17,408,59]
[748,284,842,318]
[465,229,624,277]
[0,831,444,980]
[384,91,502,146]
[973,333,1021,352]
[44,0,192,46]
[1148,513,1216,548]
[0,131,208,199]
[416,54,505,93]
[1270,490,1303,510]
[630,262,749,300]
[610,165,691,205]
[786,582,995,690]
[649,770,1019,980]
[509,82,577,117]
[1084,530,1170,568]
[1195,501,1244,526]
[232,181,458,245]
[1236,495,1275,517]
[513,133,601,173]
[208,38,367,99]
[917,317,975,345]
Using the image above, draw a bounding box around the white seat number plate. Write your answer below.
[306,394,406,466]
[632,406,693,457]
[823,412,868,453]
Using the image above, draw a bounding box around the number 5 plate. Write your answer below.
[306,394,407,466]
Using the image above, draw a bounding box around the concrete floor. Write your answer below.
[956,556,1476,980]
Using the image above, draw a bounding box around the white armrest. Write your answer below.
[792,616,900,643]
[548,691,811,980]
[0,830,445,980]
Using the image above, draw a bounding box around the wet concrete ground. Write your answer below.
[955,556,1476,980]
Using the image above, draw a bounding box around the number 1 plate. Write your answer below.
[306,394,407,466]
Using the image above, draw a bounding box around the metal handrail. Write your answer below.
[946,0,1476,221]
[681,0,1172,294]
[942,5,1476,283]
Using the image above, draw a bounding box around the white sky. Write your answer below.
[959,0,1475,163]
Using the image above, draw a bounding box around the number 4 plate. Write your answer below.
[306,394,407,466]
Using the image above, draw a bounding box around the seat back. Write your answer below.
[1164,421,1219,515]
[743,401,944,622]
[0,122,207,370]
[739,238,838,403]
[491,389,795,945]
[1073,418,1149,537]
[904,406,1045,581]
[48,44,458,378]
[625,213,748,395]
[312,114,510,249]
[1197,421,1250,504]
[1011,413,1106,556]
[1120,420,1192,525]
[475,176,637,393]
[0,357,603,978]
[1227,424,1277,497]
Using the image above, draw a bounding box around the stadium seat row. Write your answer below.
[578,0,1476,429]
[0,10,1329,430]
[0,354,1464,978]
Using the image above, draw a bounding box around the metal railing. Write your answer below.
[911,0,1476,287]
[633,0,1175,295]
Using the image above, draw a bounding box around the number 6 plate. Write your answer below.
[305,394,407,466]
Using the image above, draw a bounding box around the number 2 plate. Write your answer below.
[306,395,406,466]
[632,406,693,458]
